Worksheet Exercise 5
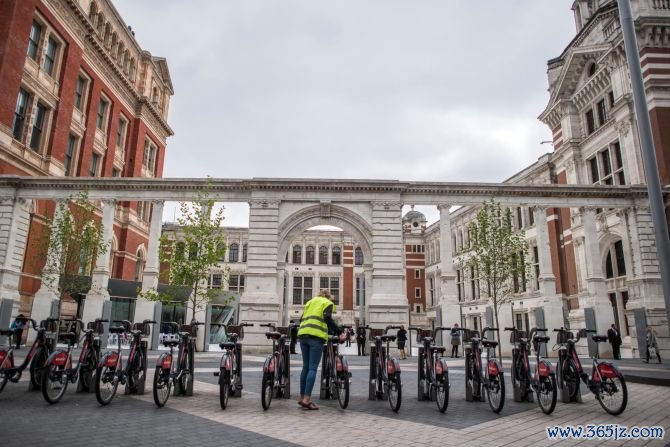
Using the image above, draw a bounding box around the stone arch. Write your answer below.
[88,2,98,25]
[599,230,629,279]
[278,204,373,265]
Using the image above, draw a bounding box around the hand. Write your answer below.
[339,333,347,343]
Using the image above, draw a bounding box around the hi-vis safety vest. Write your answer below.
[297,296,336,342]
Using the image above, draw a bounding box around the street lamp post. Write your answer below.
[617,0,670,332]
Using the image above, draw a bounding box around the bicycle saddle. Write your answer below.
[328,335,341,343]
[518,338,529,345]
[533,335,550,344]
[380,335,396,342]
[431,346,447,353]
[59,332,77,344]
[482,340,498,348]
[265,331,283,340]
[592,335,608,343]
[219,341,236,350]
[130,330,145,337]
[421,337,434,343]
[0,329,14,336]
[109,326,126,334]
[163,339,180,348]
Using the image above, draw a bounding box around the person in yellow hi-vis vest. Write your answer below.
[297,289,345,410]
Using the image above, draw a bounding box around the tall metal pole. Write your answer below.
[617,0,670,332]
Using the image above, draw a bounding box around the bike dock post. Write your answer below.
[320,348,329,399]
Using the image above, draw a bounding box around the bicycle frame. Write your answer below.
[1,318,56,383]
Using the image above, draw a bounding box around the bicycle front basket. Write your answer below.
[226,325,244,340]
[132,322,151,336]
[417,329,432,342]
[509,330,527,344]
[557,331,574,344]
[462,329,479,343]
[369,329,385,338]
[86,320,105,335]
[180,324,198,337]
[276,326,290,337]
[41,319,59,333]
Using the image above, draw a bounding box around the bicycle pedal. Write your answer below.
[212,371,219,377]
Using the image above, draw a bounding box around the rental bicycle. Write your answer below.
[41,318,105,404]
[368,325,402,412]
[95,319,155,405]
[319,324,352,409]
[213,322,254,409]
[259,323,291,410]
[463,327,505,413]
[553,327,627,415]
[411,326,450,413]
[0,317,57,393]
[505,326,557,414]
[153,321,204,407]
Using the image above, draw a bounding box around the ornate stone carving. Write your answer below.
[320,200,332,218]
[373,201,402,211]
[250,200,279,209]
[615,119,631,138]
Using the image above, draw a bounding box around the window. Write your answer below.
[229,243,239,263]
[292,244,302,264]
[355,275,365,306]
[332,246,341,265]
[64,134,77,176]
[137,201,149,222]
[210,273,222,288]
[414,287,421,299]
[414,269,421,279]
[293,276,313,305]
[470,266,479,300]
[116,116,128,149]
[528,207,535,226]
[355,247,364,265]
[174,242,185,261]
[12,89,29,140]
[27,21,42,60]
[242,243,247,262]
[429,277,435,306]
[74,76,86,110]
[457,269,464,302]
[143,140,157,174]
[585,109,595,134]
[306,245,315,264]
[515,312,530,334]
[320,277,340,303]
[608,91,615,108]
[532,246,540,290]
[217,243,226,261]
[96,98,108,130]
[319,246,328,264]
[112,168,120,177]
[605,240,627,278]
[588,62,597,77]
[29,102,47,151]
[43,37,58,76]
[596,98,607,126]
[588,141,625,186]
[89,153,99,177]
[228,274,245,293]
[516,207,523,229]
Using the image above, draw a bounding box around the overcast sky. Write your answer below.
[114,0,577,226]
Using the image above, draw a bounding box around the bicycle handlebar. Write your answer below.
[504,327,518,332]
[408,327,422,332]
[483,327,499,332]
[259,323,276,329]
[240,323,255,327]
[385,325,402,331]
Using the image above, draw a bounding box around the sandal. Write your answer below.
[301,401,319,410]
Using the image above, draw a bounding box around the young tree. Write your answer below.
[37,193,109,311]
[459,199,529,359]
[149,184,228,323]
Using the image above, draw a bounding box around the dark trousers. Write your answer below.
[451,344,459,358]
[346,338,351,347]
[611,343,621,360]
[13,329,22,349]
[647,347,662,363]
[357,340,365,356]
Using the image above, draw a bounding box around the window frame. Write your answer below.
[29,101,47,152]
[12,88,30,141]
[64,134,79,176]
[27,21,43,61]
[96,96,110,131]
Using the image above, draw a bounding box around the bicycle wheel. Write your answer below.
[79,350,97,391]
[436,374,449,413]
[128,351,146,393]
[487,371,505,413]
[153,366,172,407]
[387,374,402,412]
[261,372,273,410]
[336,373,349,409]
[515,357,528,399]
[468,358,481,399]
[95,364,119,405]
[41,361,68,404]
[597,376,627,415]
[0,352,14,393]
[30,348,48,390]
[537,375,557,415]
[562,360,579,400]
[220,369,230,410]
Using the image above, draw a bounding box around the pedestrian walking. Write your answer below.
[345,327,352,347]
[289,320,298,354]
[607,323,622,360]
[356,326,366,356]
[645,326,662,364]
[397,325,407,360]
[450,323,461,358]
[10,314,25,349]
[297,289,345,410]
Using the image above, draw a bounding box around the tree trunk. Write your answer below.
[494,308,502,362]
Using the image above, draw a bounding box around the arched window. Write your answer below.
[332,246,341,265]
[134,249,145,281]
[129,58,136,81]
[217,243,226,261]
[306,245,315,264]
[117,44,124,65]
[104,23,112,48]
[588,62,597,77]
[605,239,629,336]
[229,243,239,263]
[292,244,302,264]
[319,246,328,264]
[355,247,364,265]
[605,240,627,279]
[175,241,185,261]
[88,2,98,24]
[242,243,247,262]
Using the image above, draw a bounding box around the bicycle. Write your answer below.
[95,319,155,405]
[153,321,204,407]
[411,326,450,413]
[319,324,352,409]
[463,326,505,413]
[259,323,291,410]
[41,318,106,404]
[505,326,557,414]
[213,322,254,410]
[553,327,627,415]
[368,325,402,412]
[0,317,58,393]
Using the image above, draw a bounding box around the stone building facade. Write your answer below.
[0,0,173,325]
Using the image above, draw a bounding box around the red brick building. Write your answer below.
[0,0,173,315]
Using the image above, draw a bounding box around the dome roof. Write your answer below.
[403,209,426,222]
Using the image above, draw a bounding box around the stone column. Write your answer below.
[580,207,612,353]
[81,200,116,325]
[0,198,31,316]
[240,199,281,348]
[135,200,164,334]
[367,201,407,327]
[438,204,460,326]
[31,199,68,331]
